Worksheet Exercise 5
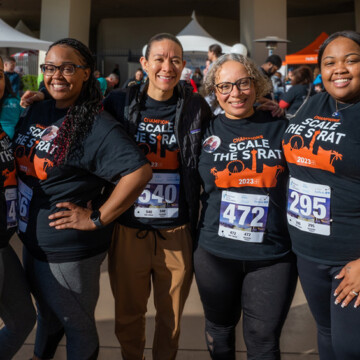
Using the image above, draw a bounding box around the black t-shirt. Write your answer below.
[198,111,290,261]
[280,84,312,115]
[14,100,148,262]
[283,92,360,265]
[0,128,17,248]
[106,92,189,229]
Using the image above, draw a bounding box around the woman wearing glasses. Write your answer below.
[13,38,151,360]
[195,54,297,359]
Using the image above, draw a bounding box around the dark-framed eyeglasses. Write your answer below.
[40,63,87,76]
[215,77,254,95]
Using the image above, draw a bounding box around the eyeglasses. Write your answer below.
[215,77,254,95]
[40,63,87,76]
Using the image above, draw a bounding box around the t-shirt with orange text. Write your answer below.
[198,111,290,261]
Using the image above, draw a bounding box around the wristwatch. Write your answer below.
[90,210,103,229]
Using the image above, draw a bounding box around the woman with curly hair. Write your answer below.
[14,38,151,360]
[195,54,297,359]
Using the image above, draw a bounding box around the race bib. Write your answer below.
[218,190,269,243]
[134,173,179,218]
[287,177,331,236]
[5,188,17,229]
[18,178,33,233]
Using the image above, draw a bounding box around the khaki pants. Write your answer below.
[108,223,193,360]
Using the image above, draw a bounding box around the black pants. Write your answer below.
[194,246,297,360]
[297,255,360,360]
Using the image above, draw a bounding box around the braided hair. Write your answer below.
[49,38,103,165]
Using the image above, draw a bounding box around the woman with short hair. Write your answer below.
[195,53,297,359]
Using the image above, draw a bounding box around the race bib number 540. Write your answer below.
[287,177,331,236]
[134,173,179,218]
[218,191,269,243]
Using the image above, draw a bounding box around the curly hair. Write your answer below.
[203,53,272,109]
[47,38,103,165]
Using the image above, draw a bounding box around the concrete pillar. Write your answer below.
[355,0,360,32]
[240,0,287,67]
[40,0,91,45]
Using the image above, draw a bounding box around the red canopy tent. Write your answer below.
[285,32,328,65]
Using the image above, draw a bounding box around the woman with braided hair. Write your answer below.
[14,38,152,360]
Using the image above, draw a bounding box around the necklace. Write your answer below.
[332,100,355,117]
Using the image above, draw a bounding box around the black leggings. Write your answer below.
[194,246,297,360]
[297,255,360,360]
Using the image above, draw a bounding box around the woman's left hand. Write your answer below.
[257,99,284,117]
[48,202,96,231]
[334,259,360,308]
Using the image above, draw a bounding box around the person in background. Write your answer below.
[0,55,36,360]
[257,54,284,117]
[180,67,198,93]
[122,68,144,88]
[283,30,360,359]
[0,75,22,139]
[313,73,324,93]
[15,37,151,360]
[105,73,120,96]
[94,70,107,96]
[272,71,285,101]
[196,53,297,359]
[192,67,203,89]
[208,44,222,71]
[3,57,20,96]
[279,65,314,117]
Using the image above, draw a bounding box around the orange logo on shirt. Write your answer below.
[2,168,16,187]
[139,134,179,170]
[282,130,343,173]
[15,142,54,181]
[211,149,284,188]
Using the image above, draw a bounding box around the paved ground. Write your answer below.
[9,234,319,359]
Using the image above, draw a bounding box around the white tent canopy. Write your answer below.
[176,12,233,53]
[142,12,247,57]
[0,18,51,51]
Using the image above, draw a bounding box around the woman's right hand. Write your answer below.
[20,91,45,108]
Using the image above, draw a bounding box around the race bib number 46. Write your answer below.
[134,173,179,218]
[18,178,33,233]
[218,191,269,243]
[287,177,331,236]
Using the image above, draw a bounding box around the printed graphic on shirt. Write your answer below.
[135,117,179,170]
[203,136,221,153]
[283,116,345,173]
[205,135,284,188]
[14,124,59,180]
[0,132,16,187]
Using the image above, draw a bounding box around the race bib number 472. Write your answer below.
[218,191,269,243]
[287,177,331,236]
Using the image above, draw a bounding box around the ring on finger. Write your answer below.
[351,290,359,296]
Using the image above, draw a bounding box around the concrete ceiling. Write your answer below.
[0,0,354,30]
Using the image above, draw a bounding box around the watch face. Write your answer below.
[91,210,100,221]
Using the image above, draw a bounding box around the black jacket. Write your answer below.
[103,82,212,236]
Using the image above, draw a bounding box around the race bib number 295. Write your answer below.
[287,177,331,236]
